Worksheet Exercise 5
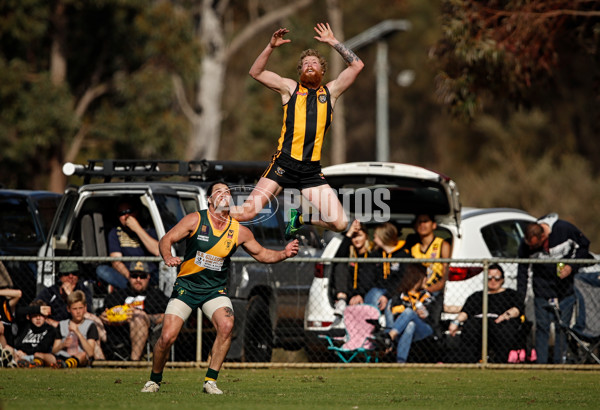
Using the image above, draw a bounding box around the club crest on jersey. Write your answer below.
[318,94,327,103]
[201,225,208,234]
[275,166,285,177]
[225,239,233,250]
[227,229,234,239]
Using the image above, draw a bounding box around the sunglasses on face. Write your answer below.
[488,276,503,281]
[130,272,149,279]
[118,209,134,216]
[60,272,79,277]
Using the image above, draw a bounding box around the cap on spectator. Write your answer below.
[129,261,151,273]
[58,261,79,275]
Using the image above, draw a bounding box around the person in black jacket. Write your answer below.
[365,222,410,326]
[517,213,593,364]
[11,300,57,367]
[331,220,377,316]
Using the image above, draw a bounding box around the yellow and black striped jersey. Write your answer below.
[277,83,332,162]
[410,237,445,287]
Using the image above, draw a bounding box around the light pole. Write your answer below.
[345,20,411,162]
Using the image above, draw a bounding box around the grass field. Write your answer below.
[1,366,599,409]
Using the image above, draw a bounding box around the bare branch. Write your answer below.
[226,0,313,61]
[65,122,91,163]
[172,74,201,125]
[74,83,109,119]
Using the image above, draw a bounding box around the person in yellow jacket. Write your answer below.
[409,214,451,334]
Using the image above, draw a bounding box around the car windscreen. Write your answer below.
[155,194,191,233]
[0,197,40,246]
[33,196,61,238]
[325,175,451,221]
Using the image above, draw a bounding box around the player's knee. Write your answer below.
[332,218,349,232]
[216,318,234,338]
[158,329,178,348]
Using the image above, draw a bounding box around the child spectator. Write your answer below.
[381,264,435,363]
[52,290,99,368]
[12,300,57,367]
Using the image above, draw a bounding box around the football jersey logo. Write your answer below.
[318,94,327,103]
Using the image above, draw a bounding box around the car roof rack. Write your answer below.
[63,159,268,184]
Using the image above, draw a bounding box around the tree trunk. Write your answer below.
[48,0,68,193]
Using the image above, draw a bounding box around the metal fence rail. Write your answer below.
[1,255,598,367]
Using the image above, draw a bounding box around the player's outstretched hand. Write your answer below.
[163,255,182,267]
[270,28,291,48]
[314,22,336,45]
[285,239,299,258]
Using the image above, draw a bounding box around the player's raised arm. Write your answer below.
[314,22,364,100]
[249,28,297,96]
[238,225,299,264]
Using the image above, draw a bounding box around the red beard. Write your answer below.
[300,70,323,89]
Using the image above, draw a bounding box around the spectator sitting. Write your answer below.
[96,199,160,289]
[448,264,523,363]
[9,300,58,368]
[381,264,434,363]
[35,261,106,360]
[52,290,99,368]
[331,220,377,316]
[35,261,93,326]
[100,261,168,361]
[0,286,23,348]
[365,222,410,326]
[408,214,451,335]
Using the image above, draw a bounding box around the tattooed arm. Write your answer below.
[313,22,364,101]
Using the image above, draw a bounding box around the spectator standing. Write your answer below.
[101,261,168,361]
[517,213,593,364]
[449,264,523,363]
[96,200,160,289]
[52,290,98,368]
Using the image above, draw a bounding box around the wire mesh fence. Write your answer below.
[1,255,599,366]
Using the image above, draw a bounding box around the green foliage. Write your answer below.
[89,66,188,160]
[0,59,75,187]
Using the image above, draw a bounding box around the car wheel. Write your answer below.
[243,295,273,362]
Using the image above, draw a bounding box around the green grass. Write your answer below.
[1,367,599,409]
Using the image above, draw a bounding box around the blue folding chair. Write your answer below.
[319,304,381,363]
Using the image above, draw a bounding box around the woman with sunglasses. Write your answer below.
[448,264,524,363]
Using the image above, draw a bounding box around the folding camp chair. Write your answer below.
[549,272,600,364]
[319,304,381,363]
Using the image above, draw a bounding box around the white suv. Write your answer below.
[303,162,461,359]
[303,162,536,361]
